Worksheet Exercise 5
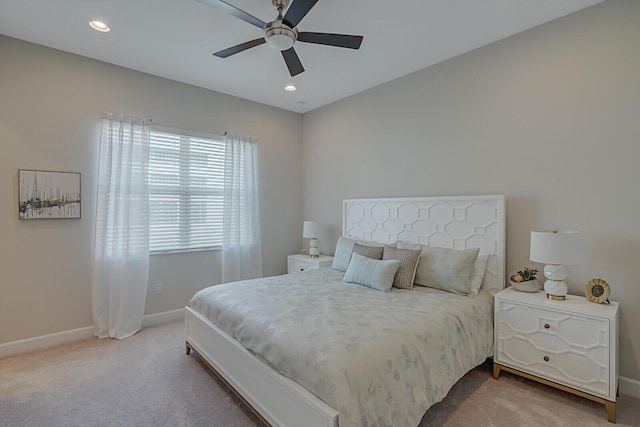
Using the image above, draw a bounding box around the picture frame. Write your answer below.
[19,169,81,219]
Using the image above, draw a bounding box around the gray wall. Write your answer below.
[0,36,303,343]
[302,0,640,381]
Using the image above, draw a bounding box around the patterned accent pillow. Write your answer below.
[342,252,400,292]
[352,243,384,260]
[382,246,421,289]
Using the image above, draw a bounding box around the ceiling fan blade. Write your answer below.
[196,0,267,29]
[281,47,305,76]
[213,38,265,58]
[282,0,319,28]
[298,32,363,49]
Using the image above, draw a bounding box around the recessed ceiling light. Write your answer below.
[89,20,110,33]
[284,85,297,92]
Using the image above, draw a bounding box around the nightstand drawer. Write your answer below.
[288,258,314,273]
[496,299,610,397]
[287,255,333,274]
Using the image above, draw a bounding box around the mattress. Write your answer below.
[188,268,494,427]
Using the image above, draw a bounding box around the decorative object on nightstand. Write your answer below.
[509,267,539,292]
[303,220,321,258]
[287,254,333,274]
[494,287,619,423]
[586,278,611,304]
[529,230,581,301]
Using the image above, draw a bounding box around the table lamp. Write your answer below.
[530,230,581,300]
[303,221,320,258]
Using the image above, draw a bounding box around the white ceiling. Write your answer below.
[0,0,604,113]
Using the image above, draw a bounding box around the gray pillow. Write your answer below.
[397,242,479,295]
[342,252,400,292]
[382,246,421,290]
[353,243,384,260]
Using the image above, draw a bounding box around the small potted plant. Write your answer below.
[509,267,540,292]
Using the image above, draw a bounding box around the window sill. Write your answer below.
[149,246,222,256]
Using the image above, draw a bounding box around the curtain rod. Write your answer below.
[102,112,256,141]
[101,111,152,124]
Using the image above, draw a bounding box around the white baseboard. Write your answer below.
[142,308,185,328]
[620,375,640,399]
[0,308,185,359]
[0,325,95,359]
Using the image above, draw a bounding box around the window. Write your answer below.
[148,128,226,252]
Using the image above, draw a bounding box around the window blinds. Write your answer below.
[148,129,226,252]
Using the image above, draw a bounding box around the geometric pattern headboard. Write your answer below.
[343,195,506,291]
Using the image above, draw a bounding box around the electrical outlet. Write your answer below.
[155,283,163,295]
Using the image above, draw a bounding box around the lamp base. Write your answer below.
[543,264,568,301]
[309,238,320,258]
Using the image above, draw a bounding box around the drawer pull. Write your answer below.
[544,323,550,329]
[544,356,550,362]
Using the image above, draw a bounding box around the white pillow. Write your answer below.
[342,252,401,292]
[469,253,490,295]
[397,242,479,295]
[332,236,384,272]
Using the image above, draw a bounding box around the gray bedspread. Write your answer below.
[188,268,494,427]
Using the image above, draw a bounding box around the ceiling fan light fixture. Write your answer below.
[264,25,297,51]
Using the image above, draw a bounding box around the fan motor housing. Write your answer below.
[264,22,298,51]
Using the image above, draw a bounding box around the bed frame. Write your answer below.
[185,195,506,427]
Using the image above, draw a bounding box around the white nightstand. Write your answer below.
[493,286,619,423]
[287,254,333,274]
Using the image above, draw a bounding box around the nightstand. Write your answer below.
[287,254,333,274]
[493,287,619,423]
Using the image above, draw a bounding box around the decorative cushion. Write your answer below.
[342,252,400,292]
[352,243,384,260]
[469,253,490,295]
[397,242,479,295]
[332,237,384,272]
[382,246,421,290]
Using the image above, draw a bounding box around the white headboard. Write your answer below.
[343,195,506,291]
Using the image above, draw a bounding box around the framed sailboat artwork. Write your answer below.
[19,170,81,219]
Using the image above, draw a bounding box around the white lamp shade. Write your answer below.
[302,221,320,238]
[530,230,581,265]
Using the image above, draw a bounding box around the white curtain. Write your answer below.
[221,134,263,283]
[92,115,150,339]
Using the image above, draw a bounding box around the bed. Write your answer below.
[185,195,506,427]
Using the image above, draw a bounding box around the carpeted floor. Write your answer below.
[1,320,638,427]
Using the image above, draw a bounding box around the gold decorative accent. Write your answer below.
[586,278,611,304]
[544,323,550,329]
[543,356,550,362]
[310,254,319,258]
[547,294,566,301]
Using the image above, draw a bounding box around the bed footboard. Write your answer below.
[185,307,338,427]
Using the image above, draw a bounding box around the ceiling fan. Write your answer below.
[197,0,364,76]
